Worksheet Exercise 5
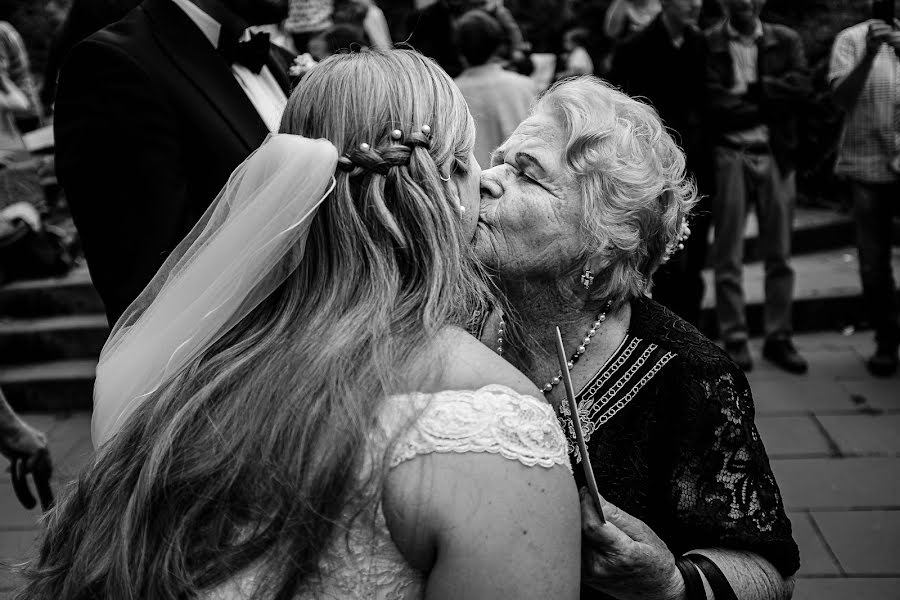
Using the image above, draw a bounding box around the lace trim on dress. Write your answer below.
[559,335,675,461]
[202,385,572,600]
[386,384,572,473]
[626,295,800,576]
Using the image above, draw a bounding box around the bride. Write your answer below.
[17,50,580,599]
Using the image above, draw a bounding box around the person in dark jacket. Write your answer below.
[611,0,710,327]
[704,0,811,374]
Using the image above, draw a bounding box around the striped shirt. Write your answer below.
[829,20,900,184]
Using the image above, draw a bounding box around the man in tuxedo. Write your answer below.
[54,0,294,325]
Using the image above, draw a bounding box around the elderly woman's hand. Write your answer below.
[580,488,685,600]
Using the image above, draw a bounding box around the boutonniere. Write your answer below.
[289,53,318,78]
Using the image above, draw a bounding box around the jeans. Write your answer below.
[712,146,795,343]
[851,181,900,350]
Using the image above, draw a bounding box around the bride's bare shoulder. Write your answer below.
[431,326,541,399]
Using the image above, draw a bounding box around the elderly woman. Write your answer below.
[475,77,798,600]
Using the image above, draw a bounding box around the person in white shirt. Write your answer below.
[54,0,295,325]
[453,10,537,167]
[828,13,900,376]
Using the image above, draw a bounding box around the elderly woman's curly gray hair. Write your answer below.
[533,77,698,307]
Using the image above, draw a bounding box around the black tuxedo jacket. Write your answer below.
[54,0,294,325]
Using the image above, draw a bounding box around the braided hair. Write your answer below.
[337,130,433,176]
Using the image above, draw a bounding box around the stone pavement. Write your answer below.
[0,330,898,599]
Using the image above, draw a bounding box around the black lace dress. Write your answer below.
[558,295,799,594]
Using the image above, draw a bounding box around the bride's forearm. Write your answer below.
[686,549,794,600]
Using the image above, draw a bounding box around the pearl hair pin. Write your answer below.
[337,125,434,175]
[661,221,691,263]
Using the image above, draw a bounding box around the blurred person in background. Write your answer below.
[829,7,900,376]
[0,18,40,155]
[454,9,536,166]
[307,22,368,59]
[705,0,811,374]
[556,27,593,78]
[54,0,294,326]
[604,0,661,41]
[0,66,30,158]
[408,0,528,77]
[611,0,710,326]
[0,8,42,127]
[285,0,333,53]
[331,0,391,49]
[598,0,661,74]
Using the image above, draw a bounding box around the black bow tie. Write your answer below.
[218,30,270,74]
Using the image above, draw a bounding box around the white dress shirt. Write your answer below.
[169,0,287,132]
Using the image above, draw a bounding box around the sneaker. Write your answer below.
[762,337,808,374]
[867,345,899,377]
[725,340,753,372]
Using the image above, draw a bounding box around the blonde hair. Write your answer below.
[533,76,697,307]
[18,49,490,600]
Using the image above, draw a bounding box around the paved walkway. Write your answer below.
[1,330,898,599]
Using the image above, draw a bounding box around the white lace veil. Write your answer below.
[92,135,339,448]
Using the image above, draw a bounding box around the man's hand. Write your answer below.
[886,19,900,54]
[580,488,685,600]
[866,21,897,56]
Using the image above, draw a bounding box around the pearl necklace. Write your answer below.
[496,301,613,394]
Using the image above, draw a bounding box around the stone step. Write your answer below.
[0,267,103,319]
[741,207,852,260]
[0,359,95,412]
[0,314,109,364]
[697,246,900,338]
[702,208,899,268]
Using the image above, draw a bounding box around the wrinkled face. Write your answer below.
[663,0,703,28]
[455,151,482,240]
[719,0,765,29]
[474,113,585,279]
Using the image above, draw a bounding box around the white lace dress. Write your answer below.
[205,384,570,600]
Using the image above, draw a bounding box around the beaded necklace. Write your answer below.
[495,301,613,394]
